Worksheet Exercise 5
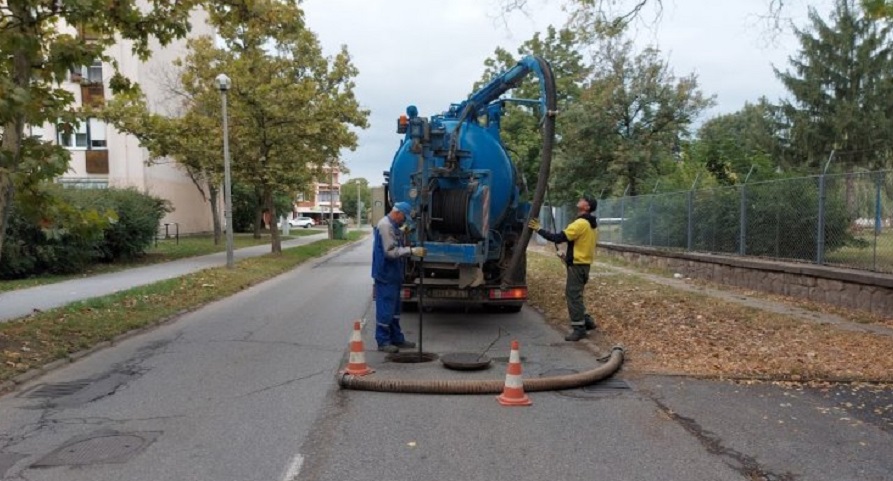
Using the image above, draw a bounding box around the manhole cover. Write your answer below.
[32,430,160,467]
[491,356,528,363]
[21,380,92,399]
[539,368,579,377]
[441,353,491,371]
[386,352,438,363]
[581,378,631,392]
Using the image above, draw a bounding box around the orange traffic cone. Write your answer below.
[342,321,374,376]
[496,340,532,406]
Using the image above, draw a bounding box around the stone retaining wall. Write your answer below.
[598,243,893,316]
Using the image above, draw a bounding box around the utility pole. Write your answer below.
[215,74,234,269]
[357,180,361,227]
[329,161,335,240]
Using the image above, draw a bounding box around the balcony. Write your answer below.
[80,83,105,106]
[85,150,109,174]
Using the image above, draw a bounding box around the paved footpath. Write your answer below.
[0,232,331,323]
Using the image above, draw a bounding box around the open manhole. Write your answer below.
[441,352,492,371]
[32,430,160,467]
[386,352,438,363]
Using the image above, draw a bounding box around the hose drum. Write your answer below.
[431,189,469,236]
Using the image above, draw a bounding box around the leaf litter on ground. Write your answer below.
[527,251,893,383]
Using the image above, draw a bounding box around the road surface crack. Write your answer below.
[234,369,329,399]
[649,395,796,480]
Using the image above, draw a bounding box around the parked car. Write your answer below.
[284,216,315,228]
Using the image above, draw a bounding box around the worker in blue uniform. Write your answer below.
[371,201,426,353]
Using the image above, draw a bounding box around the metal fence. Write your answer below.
[550,170,893,273]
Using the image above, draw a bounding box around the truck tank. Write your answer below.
[383,55,557,311]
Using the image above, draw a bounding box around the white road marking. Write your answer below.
[282,453,304,481]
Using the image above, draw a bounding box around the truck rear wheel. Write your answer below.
[402,302,418,312]
[484,304,523,313]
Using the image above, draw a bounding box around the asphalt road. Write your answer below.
[1,236,891,480]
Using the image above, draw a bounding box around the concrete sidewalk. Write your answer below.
[0,232,332,323]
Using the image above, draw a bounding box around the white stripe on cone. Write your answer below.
[504,373,524,388]
[349,351,363,363]
[509,349,520,364]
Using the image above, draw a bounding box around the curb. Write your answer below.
[0,236,367,398]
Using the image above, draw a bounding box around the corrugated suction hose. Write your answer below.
[338,346,623,394]
[503,55,558,286]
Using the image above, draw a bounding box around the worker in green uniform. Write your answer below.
[528,196,599,341]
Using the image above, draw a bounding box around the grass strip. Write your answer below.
[0,231,324,293]
[0,232,364,383]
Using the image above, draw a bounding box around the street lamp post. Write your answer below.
[329,162,335,240]
[215,73,235,269]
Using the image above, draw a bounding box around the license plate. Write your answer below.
[429,289,469,299]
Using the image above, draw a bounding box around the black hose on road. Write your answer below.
[338,346,623,394]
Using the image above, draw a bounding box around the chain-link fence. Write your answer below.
[542,169,893,274]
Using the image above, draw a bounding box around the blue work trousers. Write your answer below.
[374,280,406,347]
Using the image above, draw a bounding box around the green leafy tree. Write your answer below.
[476,26,590,195]
[775,0,893,171]
[203,0,369,252]
[100,36,227,244]
[556,38,713,199]
[341,177,371,224]
[691,98,787,185]
[863,0,893,17]
[0,0,205,266]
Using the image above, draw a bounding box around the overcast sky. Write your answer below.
[302,0,831,184]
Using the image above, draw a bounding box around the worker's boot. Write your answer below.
[378,344,399,354]
[394,341,416,349]
[584,314,597,331]
[565,327,587,342]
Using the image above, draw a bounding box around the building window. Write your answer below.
[70,61,103,84]
[58,122,88,148]
[87,60,103,84]
[57,118,108,150]
[88,118,107,149]
[28,125,46,140]
[318,190,340,203]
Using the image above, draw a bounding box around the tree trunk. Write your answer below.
[209,183,222,245]
[265,188,281,254]
[253,188,263,239]
[0,172,15,269]
[0,7,33,267]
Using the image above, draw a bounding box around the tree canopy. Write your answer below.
[0,0,206,265]
[101,0,369,251]
[775,0,893,171]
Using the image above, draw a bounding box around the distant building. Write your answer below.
[294,165,344,224]
[32,9,217,234]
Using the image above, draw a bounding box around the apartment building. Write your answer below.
[294,165,344,224]
[32,10,217,234]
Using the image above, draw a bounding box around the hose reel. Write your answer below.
[431,188,470,237]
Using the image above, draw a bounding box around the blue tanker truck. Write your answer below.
[382,55,557,312]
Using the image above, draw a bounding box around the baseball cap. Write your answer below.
[392,201,412,217]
